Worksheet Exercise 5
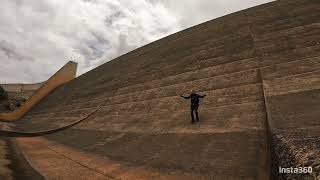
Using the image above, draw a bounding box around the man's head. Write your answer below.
[191,89,195,94]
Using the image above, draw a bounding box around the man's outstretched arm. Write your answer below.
[197,94,206,98]
[180,95,190,99]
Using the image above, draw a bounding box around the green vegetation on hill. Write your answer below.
[0,86,26,113]
[0,86,8,101]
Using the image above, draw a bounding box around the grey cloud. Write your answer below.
[104,11,124,26]
[0,0,273,83]
[0,40,34,62]
[87,32,111,60]
[0,40,23,60]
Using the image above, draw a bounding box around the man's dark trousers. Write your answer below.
[191,103,199,123]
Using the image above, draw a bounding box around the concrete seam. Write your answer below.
[45,145,117,180]
[246,10,273,179]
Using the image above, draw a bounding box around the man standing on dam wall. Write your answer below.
[180,90,206,124]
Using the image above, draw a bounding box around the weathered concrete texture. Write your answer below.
[250,0,320,178]
[267,90,320,179]
[0,0,319,179]
[16,137,112,180]
[0,137,45,180]
[0,138,12,179]
[271,133,320,180]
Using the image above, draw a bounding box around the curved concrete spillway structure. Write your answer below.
[0,0,319,179]
[0,61,78,122]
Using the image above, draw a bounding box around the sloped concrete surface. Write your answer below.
[0,0,319,179]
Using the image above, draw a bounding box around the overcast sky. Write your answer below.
[0,0,273,83]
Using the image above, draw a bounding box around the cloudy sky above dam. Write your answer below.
[0,0,273,83]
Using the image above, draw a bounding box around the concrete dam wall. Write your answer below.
[1,83,44,92]
[1,82,44,100]
[0,0,319,179]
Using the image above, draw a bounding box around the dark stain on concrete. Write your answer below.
[4,137,45,180]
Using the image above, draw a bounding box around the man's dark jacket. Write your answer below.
[180,93,206,105]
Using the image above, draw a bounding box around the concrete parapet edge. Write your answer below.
[1,82,45,92]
